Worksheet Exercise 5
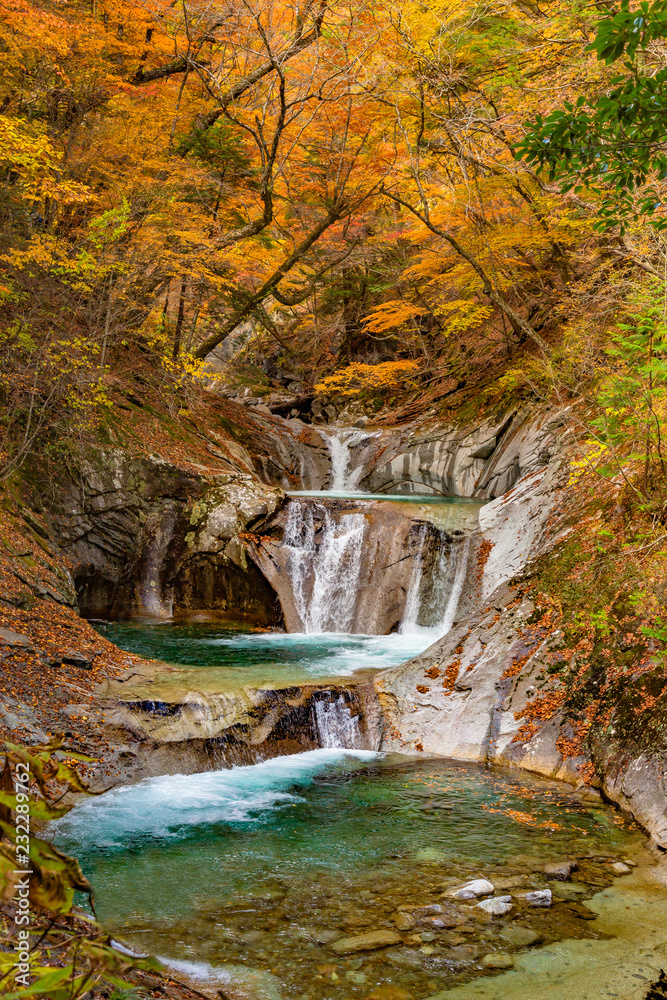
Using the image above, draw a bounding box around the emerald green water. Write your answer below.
[57,751,642,1000]
[93,622,441,686]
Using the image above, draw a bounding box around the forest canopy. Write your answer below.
[2,0,667,476]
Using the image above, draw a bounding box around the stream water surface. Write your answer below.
[58,752,644,1000]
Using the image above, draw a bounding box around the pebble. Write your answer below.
[544,860,577,880]
[476,896,513,917]
[520,889,552,907]
[500,925,540,948]
[611,862,632,875]
[393,912,416,931]
[345,970,367,984]
[420,932,436,942]
[331,929,402,954]
[482,952,514,969]
[451,879,494,900]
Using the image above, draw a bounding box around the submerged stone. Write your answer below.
[331,929,402,954]
[482,952,514,968]
[476,896,512,917]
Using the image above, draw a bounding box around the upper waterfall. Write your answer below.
[318,427,378,491]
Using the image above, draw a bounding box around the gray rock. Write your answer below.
[500,925,540,948]
[611,861,632,875]
[62,650,94,670]
[520,889,552,907]
[544,860,577,880]
[476,896,512,917]
[451,879,494,900]
[331,929,402,954]
[0,628,31,647]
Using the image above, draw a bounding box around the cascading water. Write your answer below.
[312,694,363,749]
[283,499,366,632]
[400,529,473,637]
[320,427,375,490]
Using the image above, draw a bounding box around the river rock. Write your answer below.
[62,649,94,670]
[611,861,632,875]
[544,860,577,880]
[315,929,342,944]
[450,879,494,899]
[519,889,552,907]
[548,881,588,901]
[500,925,540,947]
[393,912,416,931]
[482,952,514,969]
[330,929,402,954]
[397,903,444,918]
[476,896,512,917]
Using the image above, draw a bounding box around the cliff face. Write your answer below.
[47,450,286,623]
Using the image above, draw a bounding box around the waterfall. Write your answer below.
[283,500,367,632]
[400,530,472,637]
[320,428,374,491]
[440,535,472,634]
[399,525,428,633]
[312,695,363,749]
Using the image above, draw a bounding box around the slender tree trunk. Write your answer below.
[172,279,186,358]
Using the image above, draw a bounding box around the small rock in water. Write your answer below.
[393,912,416,931]
[500,925,540,948]
[482,952,514,969]
[420,932,436,942]
[366,986,415,1000]
[548,881,588,901]
[345,970,367,984]
[568,901,597,920]
[397,903,443,918]
[476,896,512,917]
[521,889,552,908]
[611,861,632,875]
[331,929,401,954]
[238,929,266,943]
[314,929,342,944]
[544,860,577,880]
[450,879,494,900]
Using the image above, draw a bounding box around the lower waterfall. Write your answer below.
[312,694,363,749]
[283,499,367,632]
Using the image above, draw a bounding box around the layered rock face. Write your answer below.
[98,660,380,780]
[49,450,285,624]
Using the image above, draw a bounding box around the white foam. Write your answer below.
[55,749,380,849]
